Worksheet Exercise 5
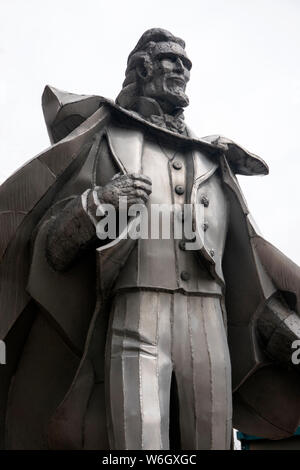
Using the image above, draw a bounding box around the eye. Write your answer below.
[166,54,192,71]
[157,54,192,71]
[169,55,177,63]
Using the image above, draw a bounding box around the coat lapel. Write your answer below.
[186,126,218,185]
[106,123,219,181]
[106,122,220,272]
[106,123,144,175]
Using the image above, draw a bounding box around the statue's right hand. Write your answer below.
[97,173,152,209]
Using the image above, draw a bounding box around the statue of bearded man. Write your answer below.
[0,28,300,450]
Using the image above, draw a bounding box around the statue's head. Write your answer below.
[116,28,192,114]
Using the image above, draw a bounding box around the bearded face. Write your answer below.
[140,43,192,112]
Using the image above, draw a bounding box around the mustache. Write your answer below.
[165,74,188,87]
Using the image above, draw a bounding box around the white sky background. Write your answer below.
[0,0,299,264]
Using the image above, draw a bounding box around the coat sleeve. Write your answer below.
[257,294,300,368]
[252,236,300,368]
[44,136,118,272]
[253,235,300,313]
[27,194,98,353]
[45,195,98,272]
[26,133,116,351]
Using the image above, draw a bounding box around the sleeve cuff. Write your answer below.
[81,187,106,227]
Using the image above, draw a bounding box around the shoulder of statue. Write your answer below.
[200,134,269,177]
[41,85,117,144]
[41,86,269,177]
[42,85,160,143]
[41,86,215,151]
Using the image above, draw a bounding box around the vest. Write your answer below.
[111,130,227,295]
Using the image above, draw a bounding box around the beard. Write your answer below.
[143,74,189,111]
[161,78,189,108]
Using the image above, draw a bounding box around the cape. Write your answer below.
[0,86,300,449]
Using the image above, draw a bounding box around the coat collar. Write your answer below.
[42,85,269,176]
[122,96,187,135]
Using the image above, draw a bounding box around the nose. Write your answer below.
[175,57,184,73]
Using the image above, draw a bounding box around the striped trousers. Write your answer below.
[105,291,232,450]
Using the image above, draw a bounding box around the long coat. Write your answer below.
[0,86,300,449]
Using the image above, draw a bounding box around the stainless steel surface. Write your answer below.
[106,291,232,449]
[1,27,300,450]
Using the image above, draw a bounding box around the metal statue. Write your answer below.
[0,28,300,450]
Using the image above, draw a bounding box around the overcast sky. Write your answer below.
[0,0,299,263]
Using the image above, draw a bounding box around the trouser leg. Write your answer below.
[105,291,173,450]
[172,294,232,450]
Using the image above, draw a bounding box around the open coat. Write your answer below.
[0,86,300,449]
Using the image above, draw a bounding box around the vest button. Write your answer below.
[209,249,215,257]
[184,234,196,242]
[175,185,185,195]
[200,195,209,207]
[179,240,186,250]
[173,160,182,170]
[180,271,190,281]
[203,222,209,232]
